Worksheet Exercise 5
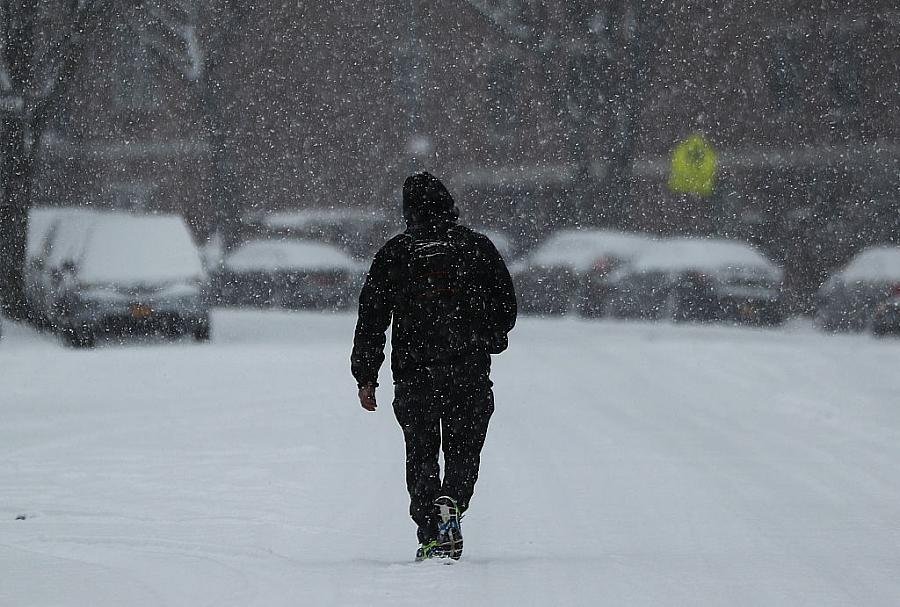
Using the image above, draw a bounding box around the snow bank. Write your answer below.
[2,313,899,606]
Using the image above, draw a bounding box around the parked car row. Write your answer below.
[26,208,210,348]
[25,206,377,349]
[510,229,651,316]
[510,228,900,336]
[246,208,399,260]
[212,238,364,310]
[22,205,900,345]
[603,238,784,325]
[511,230,785,326]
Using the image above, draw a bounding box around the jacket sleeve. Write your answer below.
[470,233,516,343]
[351,241,400,387]
[485,240,517,336]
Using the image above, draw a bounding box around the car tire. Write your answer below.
[665,293,686,322]
[64,324,96,349]
[762,307,785,327]
[815,311,846,333]
[193,319,211,342]
[576,297,605,318]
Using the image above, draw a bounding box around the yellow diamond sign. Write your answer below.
[668,132,717,197]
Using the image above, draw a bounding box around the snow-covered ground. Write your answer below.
[2,311,900,606]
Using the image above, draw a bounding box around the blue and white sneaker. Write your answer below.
[433,496,463,560]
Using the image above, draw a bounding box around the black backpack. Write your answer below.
[400,226,479,362]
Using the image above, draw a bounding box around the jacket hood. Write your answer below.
[402,171,459,227]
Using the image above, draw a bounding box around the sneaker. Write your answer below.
[434,496,463,560]
[415,539,440,562]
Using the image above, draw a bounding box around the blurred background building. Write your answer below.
[21,0,900,312]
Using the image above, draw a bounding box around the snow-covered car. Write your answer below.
[605,237,784,325]
[252,208,399,260]
[510,228,652,316]
[25,207,100,325]
[815,245,900,332]
[214,238,363,310]
[33,211,210,348]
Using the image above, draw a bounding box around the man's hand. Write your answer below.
[358,384,377,411]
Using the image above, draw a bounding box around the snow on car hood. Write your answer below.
[260,208,389,231]
[629,238,782,279]
[77,214,205,286]
[840,246,900,282]
[224,239,359,272]
[527,229,651,272]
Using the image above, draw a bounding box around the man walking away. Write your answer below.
[351,171,517,561]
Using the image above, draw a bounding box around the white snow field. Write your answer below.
[2,311,900,606]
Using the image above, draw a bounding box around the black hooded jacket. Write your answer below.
[351,173,517,387]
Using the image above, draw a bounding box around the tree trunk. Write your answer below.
[597,0,661,230]
[0,0,122,318]
[0,114,32,319]
[206,103,240,252]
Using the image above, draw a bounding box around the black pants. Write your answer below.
[392,353,495,543]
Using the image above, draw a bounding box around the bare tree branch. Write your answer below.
[0,0,161,316]
[28,0,128,165]
[460,0,534,41]
[0,62,12,92]
[0,1,9,92]
[145,0,204,81]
